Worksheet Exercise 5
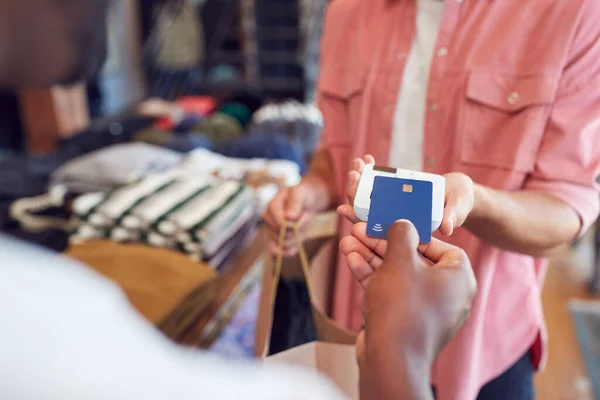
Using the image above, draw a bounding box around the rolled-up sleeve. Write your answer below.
[524,0,600,234]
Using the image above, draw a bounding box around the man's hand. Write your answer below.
[264,148,338,256]
[353,221,477,400]
[263,177,332,256]
[439,172,475,235]
[337,156,475,236]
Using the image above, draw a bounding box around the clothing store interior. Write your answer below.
[2,0,600,399]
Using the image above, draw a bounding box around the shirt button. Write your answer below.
[507,92,520,104]
[397,51,408,60]
[384,104,393,112]
[437,47,449,57]
[455,0,464,3]
[429,103,439,112]
[426,157,436,166]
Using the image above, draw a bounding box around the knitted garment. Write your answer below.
[70,176,256,267]
[172,148,301,187]
[173,115,205,133]
[223,133,307,174]
[193,113,244,150]
[171,149,301,213]
[50,143,183,194]
[218,102,253,128]
[248,100,323,161]
[164,133,213,153]
[133,127,174,146]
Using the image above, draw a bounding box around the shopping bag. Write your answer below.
[255,218,357,358]
[265,342,359,400]
[64,240,217,340]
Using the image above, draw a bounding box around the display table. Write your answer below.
[178,229,267,348]
[176,212,338,349]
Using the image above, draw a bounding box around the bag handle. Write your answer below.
[272,220,358,346]
[273,221,314,298]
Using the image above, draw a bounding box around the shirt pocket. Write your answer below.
[459,71,557,172]
[318,67,366,147]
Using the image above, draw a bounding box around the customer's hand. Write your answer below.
[263,178,329,256]
[337,156,475,236]
[350,221,476,395]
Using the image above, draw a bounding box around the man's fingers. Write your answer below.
[269,241,300,257]
[347,252,375,287]
[337,204,360,224]
[265,227,296,247]
[440,202,456,236]
[340,235,384,269]
[351,223,388,258]
[384,220,420,267]
[264,190,287,227]
[346,170,361,205]
[434,247,471,272]
[346,155,376,207]
[418,238,462,264]
[285,186,309,221]
[352,158,366,173]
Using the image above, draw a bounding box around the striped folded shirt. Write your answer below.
[71,175,256,264]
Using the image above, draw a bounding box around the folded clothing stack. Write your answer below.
[50,143,183,194]
[222,133,307,175]
[248,100,323,163]
[70,174,257,269]
[171,148,301,213]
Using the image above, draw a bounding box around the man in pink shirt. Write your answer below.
[264,0,600,398]
[1,2,478,400]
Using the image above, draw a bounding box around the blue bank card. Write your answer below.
[366,176,433,243]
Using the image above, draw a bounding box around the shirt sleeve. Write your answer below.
[523,0,600,234]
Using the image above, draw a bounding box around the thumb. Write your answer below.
[440,203,456,236]
[285,185,310,221]
[384,220,420,269]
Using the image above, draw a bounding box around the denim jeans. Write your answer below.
[476,351,535,400]
[433,351,535,400]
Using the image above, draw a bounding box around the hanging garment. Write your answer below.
[153,2,204,70]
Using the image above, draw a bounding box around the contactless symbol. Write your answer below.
[372,224,383,232]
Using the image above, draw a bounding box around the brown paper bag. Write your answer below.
[65,240,217,340]
[255,219,357,358]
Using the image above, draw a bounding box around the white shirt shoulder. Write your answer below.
[0,236,346,400]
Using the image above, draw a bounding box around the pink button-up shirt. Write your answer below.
[316,0,600,398]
